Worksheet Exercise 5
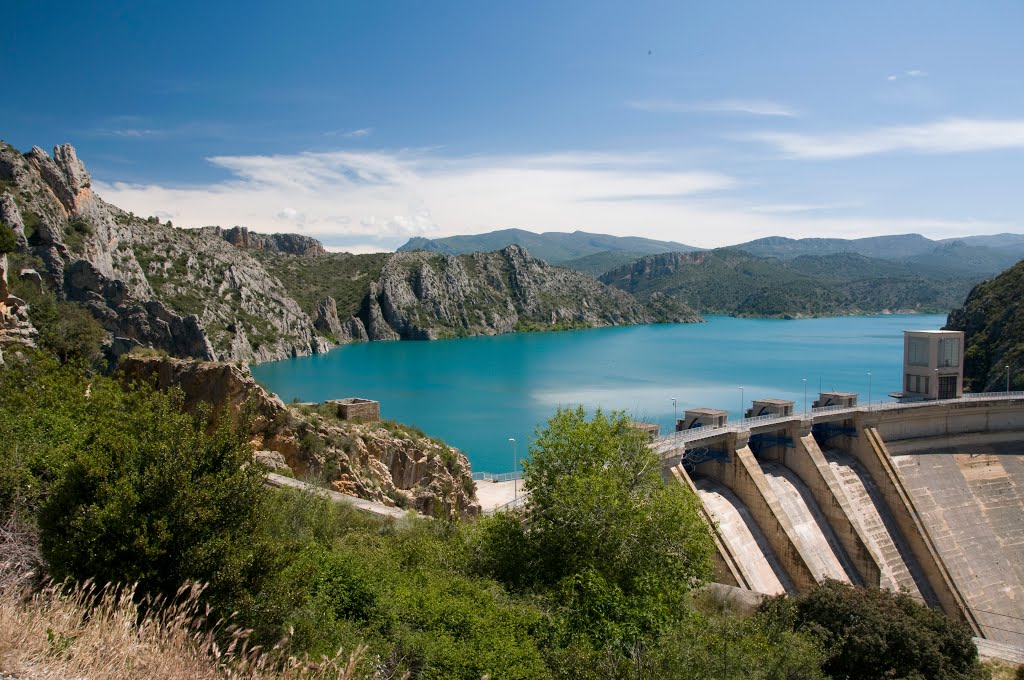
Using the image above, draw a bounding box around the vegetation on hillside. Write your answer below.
[252,250,390,321]
[0,336,991,677]
[600,249,977,317]
[945,258,1024,391]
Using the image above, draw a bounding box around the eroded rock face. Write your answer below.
[0,141,333,363]
[203,226,327,257]
[64,259,215,361]
[0,193,28,248]
[117,356,480,518]
[0,253,37,358]
[362,244,688,340]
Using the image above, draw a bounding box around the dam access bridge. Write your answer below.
[656,391,1024,646]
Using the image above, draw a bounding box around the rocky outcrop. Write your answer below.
[0,253,37,361]
[0,141,333,364]
[64,259,215,361]
[26,144,92,213]
[360,245,697,339]
[0,193,28,249]
[314,296,343,337]
[117,355,480,518]
[203,226,327,257]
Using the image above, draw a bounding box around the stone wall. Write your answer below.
[330,397,380,422]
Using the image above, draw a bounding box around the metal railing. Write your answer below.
[472,471,523,482]
[654,390,1024,452]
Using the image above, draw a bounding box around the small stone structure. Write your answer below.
[630,421,660,441]
[813,391,858,409]
[680,408,730,431]
[746,399,795,418]
[327,397,380,423]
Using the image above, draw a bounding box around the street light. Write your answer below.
[1008,365,1012,393]
[738,386,744,420]
[509,437,517,500]
[867,372,872,406]
[672,397,677,432]
[934,368,939,400]
[802,378,807,415]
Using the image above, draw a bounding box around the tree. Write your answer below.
[37,377,271,600]
[759,579,984,680]
[479,407,714,648]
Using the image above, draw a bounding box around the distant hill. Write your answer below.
[732,234,937,260]
[944,258,1024,392]
[398,229,698,266]
[599,249,979,318]
[731,233,1024,277]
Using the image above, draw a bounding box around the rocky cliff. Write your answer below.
[944,258,1024,392]
[293,245,701,341]
[200,225,327,257]
[0,141,330,363]
[1,139,700,365]
[119,355,480,518]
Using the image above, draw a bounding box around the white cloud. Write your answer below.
[887,69,929,82]
[92,145,1014,248]
[324,127,374,139]
[628,98,799,117]
[749,117,1024,159]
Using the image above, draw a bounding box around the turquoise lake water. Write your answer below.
[251,314,946,473]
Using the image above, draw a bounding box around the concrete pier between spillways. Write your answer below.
[658,395,1024,644]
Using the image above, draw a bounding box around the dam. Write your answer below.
[657,391,1024,645]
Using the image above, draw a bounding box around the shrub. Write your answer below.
[759,579,984,680]
[37,378,271,601]
[0,221,16,253]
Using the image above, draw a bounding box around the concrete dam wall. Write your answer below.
[658,396,1024,645]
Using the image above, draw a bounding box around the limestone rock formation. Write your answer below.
[314,296,343,337]
[0,253,37,360]
[361,245,695,339]
[203,226,327,257]
[0,140,332,363]
[118,355,480,518]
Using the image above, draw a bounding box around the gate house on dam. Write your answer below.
[654,331,1024,648]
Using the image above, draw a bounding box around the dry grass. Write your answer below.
[0,580,372,679]
[983,657,1024,680]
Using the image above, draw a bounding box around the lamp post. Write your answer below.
[802,378,807,415]
[738,386,744,420]
[934,368,939,400]
[867,372,872,406]
[1008,365,1012,393]
[509,437,517,500]
[672,397,677,432]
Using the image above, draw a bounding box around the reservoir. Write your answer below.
[251,314,946,473]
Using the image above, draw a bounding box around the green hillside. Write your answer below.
[398,228,697,265]
[600,249,977,317]
[944,258,1024,391]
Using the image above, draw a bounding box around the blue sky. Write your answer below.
[4,1,1024,252]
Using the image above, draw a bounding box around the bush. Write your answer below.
[759,579,984,680]
[0,221,16,253]
[36,375,271,601]
[22,291,106,366]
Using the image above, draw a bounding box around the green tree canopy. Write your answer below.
[477,406,714,649]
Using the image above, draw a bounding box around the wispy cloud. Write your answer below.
[887,69,929,82]
[324,127,374,139]
[749,117,1024,159]
[90,145,1012,248]
[628,98,799,117]
[94,149,735,242]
